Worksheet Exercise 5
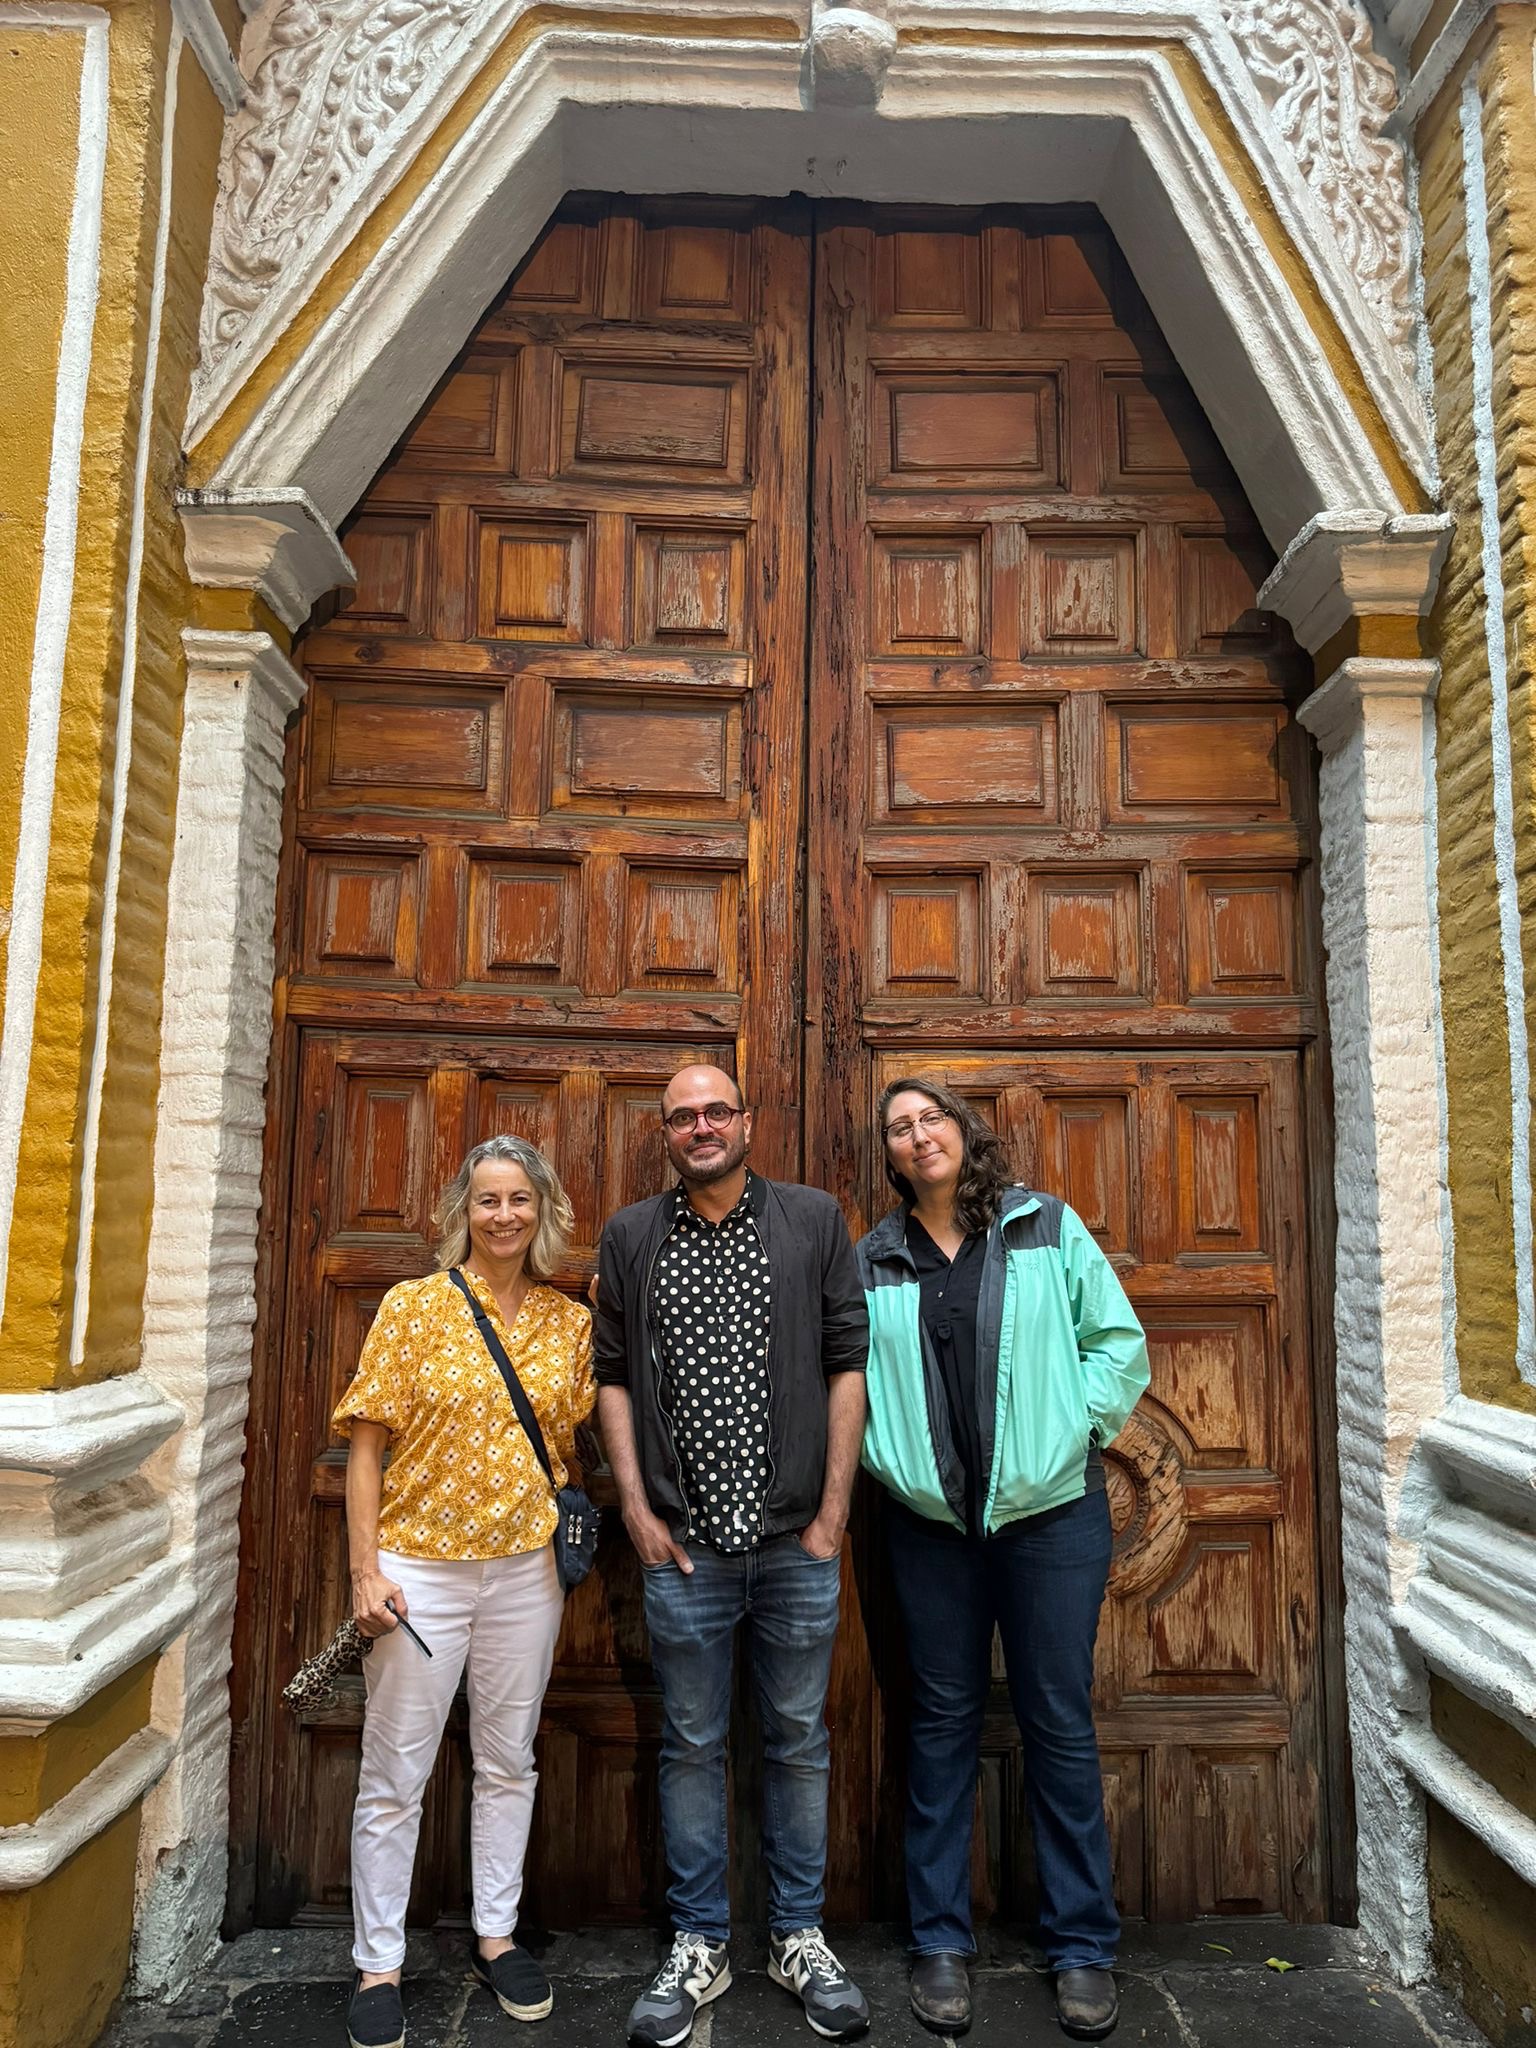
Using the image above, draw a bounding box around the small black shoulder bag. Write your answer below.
[448,1269,598,1591]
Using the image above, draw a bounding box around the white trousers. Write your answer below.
[350,1545,564,1971]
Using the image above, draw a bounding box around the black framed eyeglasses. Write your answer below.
[662,1102,744,1134]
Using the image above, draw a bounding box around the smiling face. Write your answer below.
[660,1063,752,1187]
[465,1157,539,1270]
[882,1087,965,1202]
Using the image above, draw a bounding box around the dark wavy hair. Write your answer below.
[877,1076,1017,1236]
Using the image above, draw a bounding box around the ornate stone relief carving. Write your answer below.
[193,0,1418,425]
[1221,0,1415,353]
[194,0,479,412]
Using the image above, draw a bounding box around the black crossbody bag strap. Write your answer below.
[447,1268,556,1490]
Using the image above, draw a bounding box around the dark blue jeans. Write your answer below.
[886,1490,1118,1971]
[642,1536,841,1943]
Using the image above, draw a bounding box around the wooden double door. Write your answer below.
[235,198,1340,1935]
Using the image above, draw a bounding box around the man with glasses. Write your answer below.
[595,1064,870,2046]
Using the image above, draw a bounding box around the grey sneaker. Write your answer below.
[626,1934,731,2047]
[768,1928,870,2041]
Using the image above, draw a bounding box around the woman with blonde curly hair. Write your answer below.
[334,1134,595,2048]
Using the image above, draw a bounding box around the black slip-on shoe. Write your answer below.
[1055,1967,1119,2040]
[910,1952,972,2035]
[347,1976,405,2048]
[471,1944,554,2022]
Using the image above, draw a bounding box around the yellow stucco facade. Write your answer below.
[0,31,82,996]
[1423,6,1536,1420]
[0,7,222,1398]
[0,1658,160,2046]
[1414,8,1536,2041]
[0,5,227,2044]
[0,1807,142,2048]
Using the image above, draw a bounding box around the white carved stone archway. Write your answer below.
[187,0,1434,545]
[140,0,1455,1999]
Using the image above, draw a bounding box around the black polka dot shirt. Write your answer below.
[650,1179,773,1553]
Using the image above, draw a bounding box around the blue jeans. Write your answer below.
[642,1536,841,1942]
[886,1490,1119,1971]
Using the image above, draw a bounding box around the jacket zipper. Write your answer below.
[975,1218,1007,1534]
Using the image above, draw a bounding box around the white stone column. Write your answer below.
[1296,655,1449,1976]
[131,627,306,1994]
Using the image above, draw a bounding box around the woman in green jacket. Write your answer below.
[857,1078,1149,2045]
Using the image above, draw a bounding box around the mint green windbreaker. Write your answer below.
[857,1188,1150,1534]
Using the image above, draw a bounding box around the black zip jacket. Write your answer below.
[594,1174,869,1542]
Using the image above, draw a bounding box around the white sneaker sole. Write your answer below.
[629,1963,733,2048]
[767,1960,870,2041]
[471,1955,554,2022]
[489,1988,554,2022]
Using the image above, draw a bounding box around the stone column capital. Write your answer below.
[177,489,354,634]
[180,625,307,719]
[1296,654,1440,754]
[1258,510,1453,654]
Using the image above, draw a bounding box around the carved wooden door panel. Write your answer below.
[238,198,1336,1934]
[808,210,1330,1921]
[240,200,814,1927]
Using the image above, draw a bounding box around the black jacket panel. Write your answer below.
[593,1175,869,1541]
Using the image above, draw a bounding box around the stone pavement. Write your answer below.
[101,1923,1489,2048]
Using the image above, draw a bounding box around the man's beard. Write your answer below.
[672,1130,749,1185]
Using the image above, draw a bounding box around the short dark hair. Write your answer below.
[877,1076,1016,1235]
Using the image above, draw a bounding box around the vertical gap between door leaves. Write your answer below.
[795,200,820,1163]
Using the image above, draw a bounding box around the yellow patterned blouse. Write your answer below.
[333,1267,595,1562]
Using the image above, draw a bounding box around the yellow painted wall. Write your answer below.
[0,8,232,2042]
[1428,1803,1536,2047]
[1421,15,1536,1418]
[1420,37,1526,1410]
[1478,11,1536,1420]
[0,1662,155,2048]
[76,33,226,1386]
[1431,1677,1536,1822]
[0,1804,140,2048]
[0,28,85,1001]
[4,0,161,1386]
[1417,13,1536,2042]
[0,1659,155,1830]
[1428,1673,1536,2041]
[1425,1678,1536,2048]
[0,5,226,1393]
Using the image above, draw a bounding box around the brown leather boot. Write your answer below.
[1054,1967,1119,2040]
[909,1953,971,2035]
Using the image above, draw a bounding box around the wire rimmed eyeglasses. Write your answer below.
[882,1107,955,1144]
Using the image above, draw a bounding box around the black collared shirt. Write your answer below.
[907,1213,988,1535]
[650,1176,773,1553]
